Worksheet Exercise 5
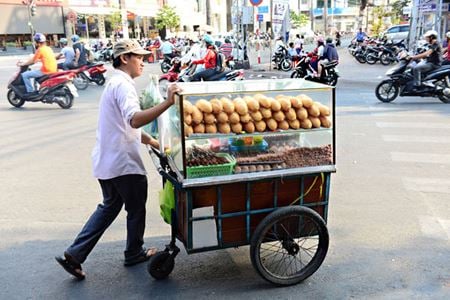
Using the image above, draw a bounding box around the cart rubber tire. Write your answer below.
[250,206,329,286]
[147,251,175,280]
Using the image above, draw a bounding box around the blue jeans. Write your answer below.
[21,69,44,92]
[66,174,148,264]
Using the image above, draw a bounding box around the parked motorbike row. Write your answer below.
[272,45,339,86]
[348,39,406,65]
[7,62,107,109]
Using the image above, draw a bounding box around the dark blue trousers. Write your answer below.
[66,174,148,264]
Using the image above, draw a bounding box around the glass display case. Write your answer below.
[157,79,335,185]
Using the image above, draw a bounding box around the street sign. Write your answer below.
[257,6,269,13]
[249,0,263,6]
[257,14,264,22]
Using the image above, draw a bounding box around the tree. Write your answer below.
[391,0,410,24]
[290,10,309,28]
[105,11,122,34]
[155,5,180,31]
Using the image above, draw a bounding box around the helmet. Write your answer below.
[203,34,214,45]
[60,38,68,45]
[71,34,80,43]
[326,37,333,44]
[423,30,438,39]
[446,31,450,39]
[33,33,46,43]
[317,36,324,44]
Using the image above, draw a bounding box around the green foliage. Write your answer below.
[155,5,180,31]
[289,10,309,28]
[6,42,17,47]
[106,11,122,31]
[391,0,410,24]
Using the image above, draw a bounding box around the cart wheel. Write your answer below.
[250,206,329,286]
[147,251,175,280]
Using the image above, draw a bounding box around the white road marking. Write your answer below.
[377,122,450,129]
[402,178,450,194]
[383,135,450,144]
[391,152,450,164]
[419,216,449,240]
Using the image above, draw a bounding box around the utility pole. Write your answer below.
[23,0,36,53]
[310,0,314,32]
[206,0,211,25]
[324,0,328,35]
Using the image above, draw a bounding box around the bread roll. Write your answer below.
[216,112,228,123]
[240,113,251,123]
[203,113,216,124]
[300,119,312,129]
[184,124,193,137]
[290,97,303,109]
[220,97,235,114]
[244,121,255,133]
[278,120,289,130]
[229,112,240,124]
[191,106,203,124]
[210,98,223,114]
[279,97,291,111]
[285,108,297,121]
[318,103,331,116]
[270,98,281,112]
[183,101,193,114]
[273,111,285,122]
[288,119,300,129]
[196,99,212,113]
[296,107,308,121]
[310,117,321,128]
[266,118,278,131]
[205,124,217,133]
[250,111,263,122]
[218,123,231,134]
[260,107,272,119]
[245,97,260,111]
[234,98,248,115]
[231,122,243,134]
[319,116,332,128]
[255,120,266,132]
[258,95,271,108]
[299,94,313,108]
[184,114,192,125]
[308,104,321,117]
[194,123,205,133]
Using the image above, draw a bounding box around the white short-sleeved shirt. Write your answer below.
[91,69,146,180]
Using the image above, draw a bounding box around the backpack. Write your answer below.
[215,51,226,72]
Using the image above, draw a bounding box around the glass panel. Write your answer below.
[400,26,410,32]
[387,27,399,33]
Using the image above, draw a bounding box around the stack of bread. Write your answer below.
[183,94,331,137]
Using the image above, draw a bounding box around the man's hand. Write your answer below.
[148,137,160,149]
[166,84,182,105]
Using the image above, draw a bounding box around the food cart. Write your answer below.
[147,79,336,286]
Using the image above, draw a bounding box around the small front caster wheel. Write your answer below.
[147,251,175,280]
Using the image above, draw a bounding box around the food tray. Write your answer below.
[229,139,268,152]
[186,153,236,178]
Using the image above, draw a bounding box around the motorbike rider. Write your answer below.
[410,30,442,89]
[190,35,221,82]
[17,33,57,94]
[274,35,285,54]
[56,38,75,70]
[355,28,367,45]
[442,31,450,65]
[309,37,325,77]
[159,38,177,61]
[72,35,88,68]
[317,37,339,78]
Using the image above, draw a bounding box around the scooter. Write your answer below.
[271,45,292,71]
[94,46,113,62]
[375,51,450,103]
[7,66,78,109]
[290,54,339,86]
[72,63,107,90]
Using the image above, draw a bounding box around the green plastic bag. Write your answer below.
[159,181,175,224]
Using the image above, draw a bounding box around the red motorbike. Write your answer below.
[71,63,107,90]
[7,66,78,109]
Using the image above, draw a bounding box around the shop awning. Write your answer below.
[70,6,119,15]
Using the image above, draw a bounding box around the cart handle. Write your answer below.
[148,146,180,188]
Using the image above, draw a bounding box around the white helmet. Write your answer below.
[446,31,450,39]
[423,30,438,39]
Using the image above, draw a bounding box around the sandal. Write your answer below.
[55,253,85,280]
[124,247,157,267]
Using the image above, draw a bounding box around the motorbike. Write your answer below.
[7,66,78,109]
[290,54,339,86]
[94,46,113,62]
[159,61,244,97]
[375,51,450,103]
[72,63,107,90]
[365,40,406,65]
[160,50,181,74]
[272,45,292,71]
